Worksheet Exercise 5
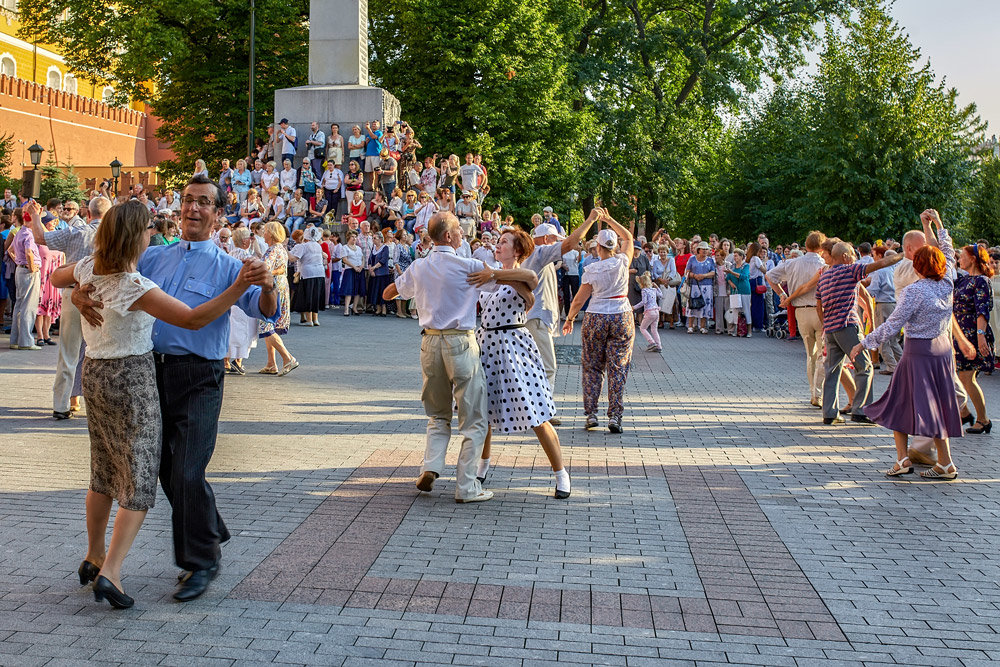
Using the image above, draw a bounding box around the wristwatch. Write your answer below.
[977,329,986,335]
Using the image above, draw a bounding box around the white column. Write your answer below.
[309,0,369,86]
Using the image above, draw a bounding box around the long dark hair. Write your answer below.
[964,244,995,277]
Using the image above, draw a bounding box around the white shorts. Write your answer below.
[364,155,381,172]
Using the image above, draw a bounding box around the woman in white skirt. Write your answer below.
[471,227,571,499]
[225,227,258,375]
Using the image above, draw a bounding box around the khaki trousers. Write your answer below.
[525,318,557,392]
[419,332,488,500]
[794,307,824,400]
[52,289,83,412]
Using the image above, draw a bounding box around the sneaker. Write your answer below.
[608,418,623,434]
[585,414,599,429]
[19,345,42,351]
[230,360,246,376]
[746,333,752,338]
[456,490,494,504]
[823,416,846,425]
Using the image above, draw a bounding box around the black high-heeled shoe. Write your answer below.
[78,560,100,585]
[967,420,993,434]
[93,575,134,609]
[962,413,975,426]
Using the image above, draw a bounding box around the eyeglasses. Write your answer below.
[181,195,216,207]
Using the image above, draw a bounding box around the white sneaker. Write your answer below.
[456,490,494,503]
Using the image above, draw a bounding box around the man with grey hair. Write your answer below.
[30,195,113,419]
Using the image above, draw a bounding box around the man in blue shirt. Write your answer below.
[364,119,383,191]
[867,250,901,374]
[75,175,278,601]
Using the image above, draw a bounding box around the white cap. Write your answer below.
[542,206,554,213]
[596,229,618,249]
[532,223,564,239]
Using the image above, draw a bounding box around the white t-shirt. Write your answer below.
[562,250,581,276]
[340,244,364,270]
[280,126,297,154]
[74,257,158,359]
[260,171,279,193]
[279,168,297,193]
[289,240,326,279]
[583,254,632,315]
[330,243,345,273]
[458,164,484,191]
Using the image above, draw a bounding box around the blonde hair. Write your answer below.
[194,158,206,171]
[263,220,286,243]
[637,272,653,289]
[93,200,150,274]
[232,227,251,245]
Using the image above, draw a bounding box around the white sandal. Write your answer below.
[885,458,913,477]
[919,462,957,480]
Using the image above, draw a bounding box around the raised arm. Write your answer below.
[560,207,600,255]
[598,209,634,261]
[862,250,903,276]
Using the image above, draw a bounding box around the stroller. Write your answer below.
[766,308,789,339]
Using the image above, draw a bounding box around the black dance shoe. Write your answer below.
[93,575,134,609]
[78,560,100,585]
[174,563,220,602]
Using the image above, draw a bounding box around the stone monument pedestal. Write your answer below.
[273,84,400,165]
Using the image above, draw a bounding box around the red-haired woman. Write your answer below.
[851,210,976,480]
[471,228,571,499]
[954,240,996,434]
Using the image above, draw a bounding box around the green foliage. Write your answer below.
[710,3,984,243]
[0,133,20,195]
[18,0,308,183]
[370,0,593,220]
[968,155,1000,243]
[39,161,86,203]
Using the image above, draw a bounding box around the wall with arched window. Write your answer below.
[63,73,77,94]
[101,86,115,104]
[46,66,62,90]
[0,53,15,78]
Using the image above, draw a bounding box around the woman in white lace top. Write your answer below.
[47,200,255,609]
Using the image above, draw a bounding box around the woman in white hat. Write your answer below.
[562,208,636,433]
[685,241,715,334]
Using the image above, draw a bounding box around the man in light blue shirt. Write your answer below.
[868,250,901,373]
[75,175,277,602]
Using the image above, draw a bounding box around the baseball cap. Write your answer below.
[542,206,554,213]
[279,118,289,124]
[596,229,618,249]
[532,223,564,239]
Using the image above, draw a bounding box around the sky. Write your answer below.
[889,0,1000,134]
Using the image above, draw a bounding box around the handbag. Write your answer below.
[755,284,767,295]
[688,286,705,311]
[728,294,741,310]
[680,282,691,299]
[667,273,682,287]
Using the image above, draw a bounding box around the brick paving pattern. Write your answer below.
[2,314,999,665]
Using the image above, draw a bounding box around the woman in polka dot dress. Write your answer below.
[473,228,572,499]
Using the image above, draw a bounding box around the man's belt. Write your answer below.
[153,352,212,364]
[422,328,474,336]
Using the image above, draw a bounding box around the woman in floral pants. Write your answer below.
[563,208,636,434]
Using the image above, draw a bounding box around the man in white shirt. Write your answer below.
[382,212,495,503]
[458,153,484,197]
[521,221,595,425]
[765,230,828,407]
[473,231,499,267]
[305,121,326,178]
[277,118,297,166]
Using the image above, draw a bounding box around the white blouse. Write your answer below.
[74,257,158,359]
[582,254,632,315]
[289,240,326,279]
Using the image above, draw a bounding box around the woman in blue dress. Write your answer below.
[684,241,715,334]
[367,231,392,316]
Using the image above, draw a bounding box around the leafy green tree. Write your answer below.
[370,0,594,221]
[18,0,308,183]
[0,133,21,195]
[38,160,86,204]
[968,155,1000,243]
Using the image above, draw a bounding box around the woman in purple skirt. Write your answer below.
[851,210,976,480]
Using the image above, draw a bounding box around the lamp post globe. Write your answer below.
[28,141,44,198]
[110,157,122,197]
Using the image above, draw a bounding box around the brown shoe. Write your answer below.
[415,471,438,492]
[907,447,937,467]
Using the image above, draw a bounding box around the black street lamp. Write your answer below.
[247,0,256,159]
[110,157,122,197]
[28,141,44,198]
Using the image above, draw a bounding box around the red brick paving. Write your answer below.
[231,449,845,641]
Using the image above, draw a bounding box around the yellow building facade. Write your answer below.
[1,1,169,191]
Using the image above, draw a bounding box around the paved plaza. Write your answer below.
[1,315,999,666]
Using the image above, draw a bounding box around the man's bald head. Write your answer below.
[902,230,926,260]
[429,212,461,248]
[832,241,855,263]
